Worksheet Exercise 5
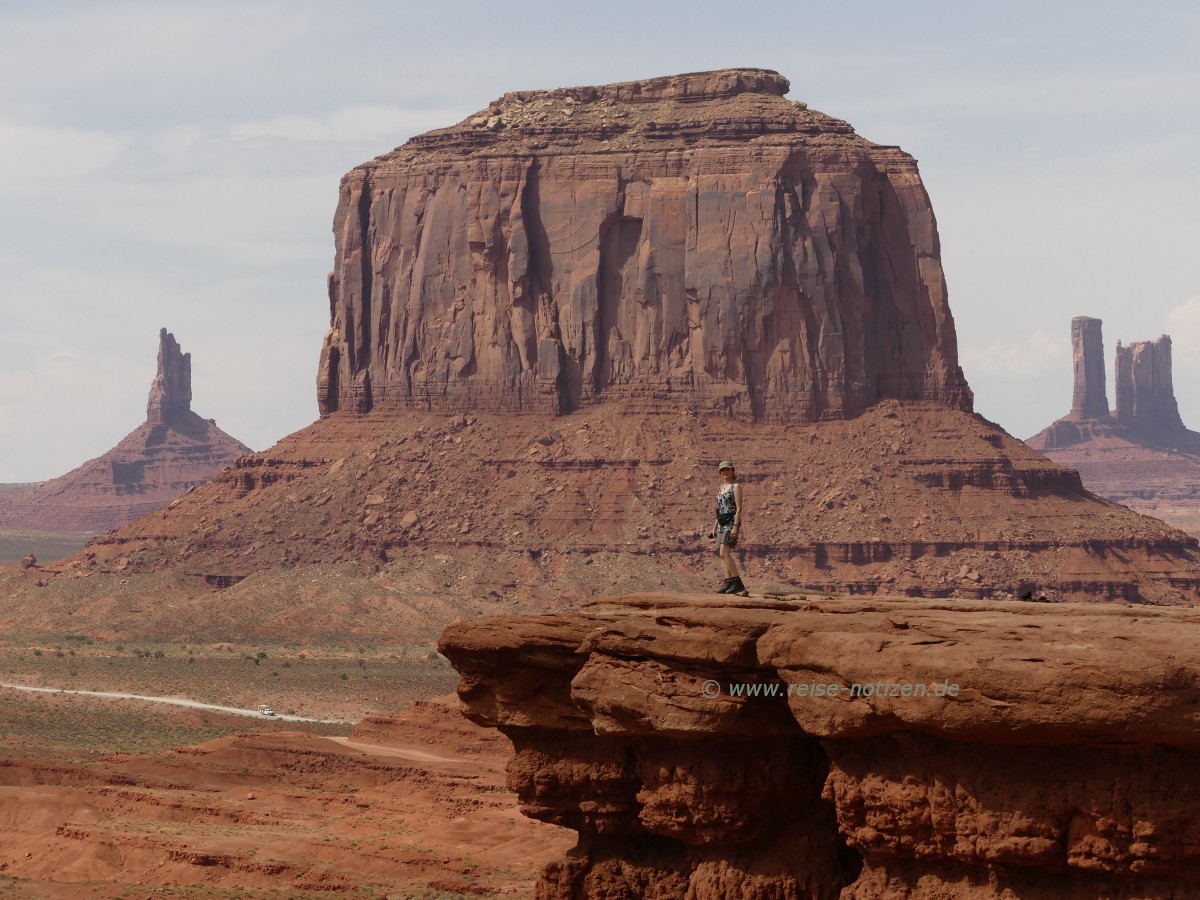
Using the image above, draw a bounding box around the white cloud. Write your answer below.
[0,345,146,482]
[67,173,335,266]
[960,329,1070,379]
[0,3,312,104]
[1166,295,1200,429]
[848,69,1200,121]
[1166,295,1200,366]
[0,120,130,192]
[229,105,466,144]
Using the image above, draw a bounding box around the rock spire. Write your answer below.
[147,328,192,425]
[0,329,249,534]
[1070,316,1109,419]
[1028,320,1200,538]
[1030,317,1192,450]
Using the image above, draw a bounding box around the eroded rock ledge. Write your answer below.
[440,593,1200,899]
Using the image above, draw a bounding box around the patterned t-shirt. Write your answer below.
[716,482,737,525]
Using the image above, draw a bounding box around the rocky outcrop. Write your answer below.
[440,593,1200,899]
[1069,316,1108,419]
[34,73,1200,611]
[318,68,972,422]
[147,328,192,424]
[64,402,1200,608]
[1029,320,1200,536]
[1032,320,1191,450]
[0,329,250,534]
[1114,335,1185,436]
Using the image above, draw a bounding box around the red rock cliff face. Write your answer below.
[318,68,971,422]
[441,594,1200,899]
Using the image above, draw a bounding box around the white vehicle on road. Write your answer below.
[259,706,276,717]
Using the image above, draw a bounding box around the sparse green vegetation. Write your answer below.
[0,691,346,755]
[0,640,456,721]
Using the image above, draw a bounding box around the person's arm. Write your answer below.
[732,484,744,534]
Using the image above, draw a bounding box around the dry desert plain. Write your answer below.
[0,633,572,897]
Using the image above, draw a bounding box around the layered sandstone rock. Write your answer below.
[1029,320,1200,535]
[318,68,972,422]
[66,402,1200,609]
[440,593,1200,898]
[0,329,250,534]
[34,71,1200,612]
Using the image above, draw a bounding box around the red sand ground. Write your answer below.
[0,694,568,897]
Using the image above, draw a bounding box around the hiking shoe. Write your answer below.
[716,578,735,594]
[728,577,746,594]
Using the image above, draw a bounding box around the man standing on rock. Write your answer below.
[711,461,746,594]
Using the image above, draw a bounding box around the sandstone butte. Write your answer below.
[440,593,1200,899]
[0,329,250,535]
[21,67,1200,634]
[1028,316,1200,536]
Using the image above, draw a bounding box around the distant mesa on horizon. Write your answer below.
[1028,316,1200,536]
[0,328,250,539]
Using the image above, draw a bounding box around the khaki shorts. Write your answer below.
[716,524,735,551]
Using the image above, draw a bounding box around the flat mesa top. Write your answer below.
[360,68,890,169]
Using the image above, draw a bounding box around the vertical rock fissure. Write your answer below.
[356,177,374,378]
[323,346,341,414]
[595,213,644,396]
[519,158,567,411]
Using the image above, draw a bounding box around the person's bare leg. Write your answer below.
[721,544,738,578]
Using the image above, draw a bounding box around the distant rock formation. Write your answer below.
[58,71,1200,607]
[1030,318,1198,450]
[1115,335,1186,436]
[318,68,972,422]
[1029,318,1200,536]
[147,329,192,424]
[0,329,250,535]
[441,593,1200,899]
[1070,316,1109,419]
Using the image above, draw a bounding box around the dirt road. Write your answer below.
[0,681,349,724]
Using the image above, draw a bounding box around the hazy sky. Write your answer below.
[2,1,1198,481]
